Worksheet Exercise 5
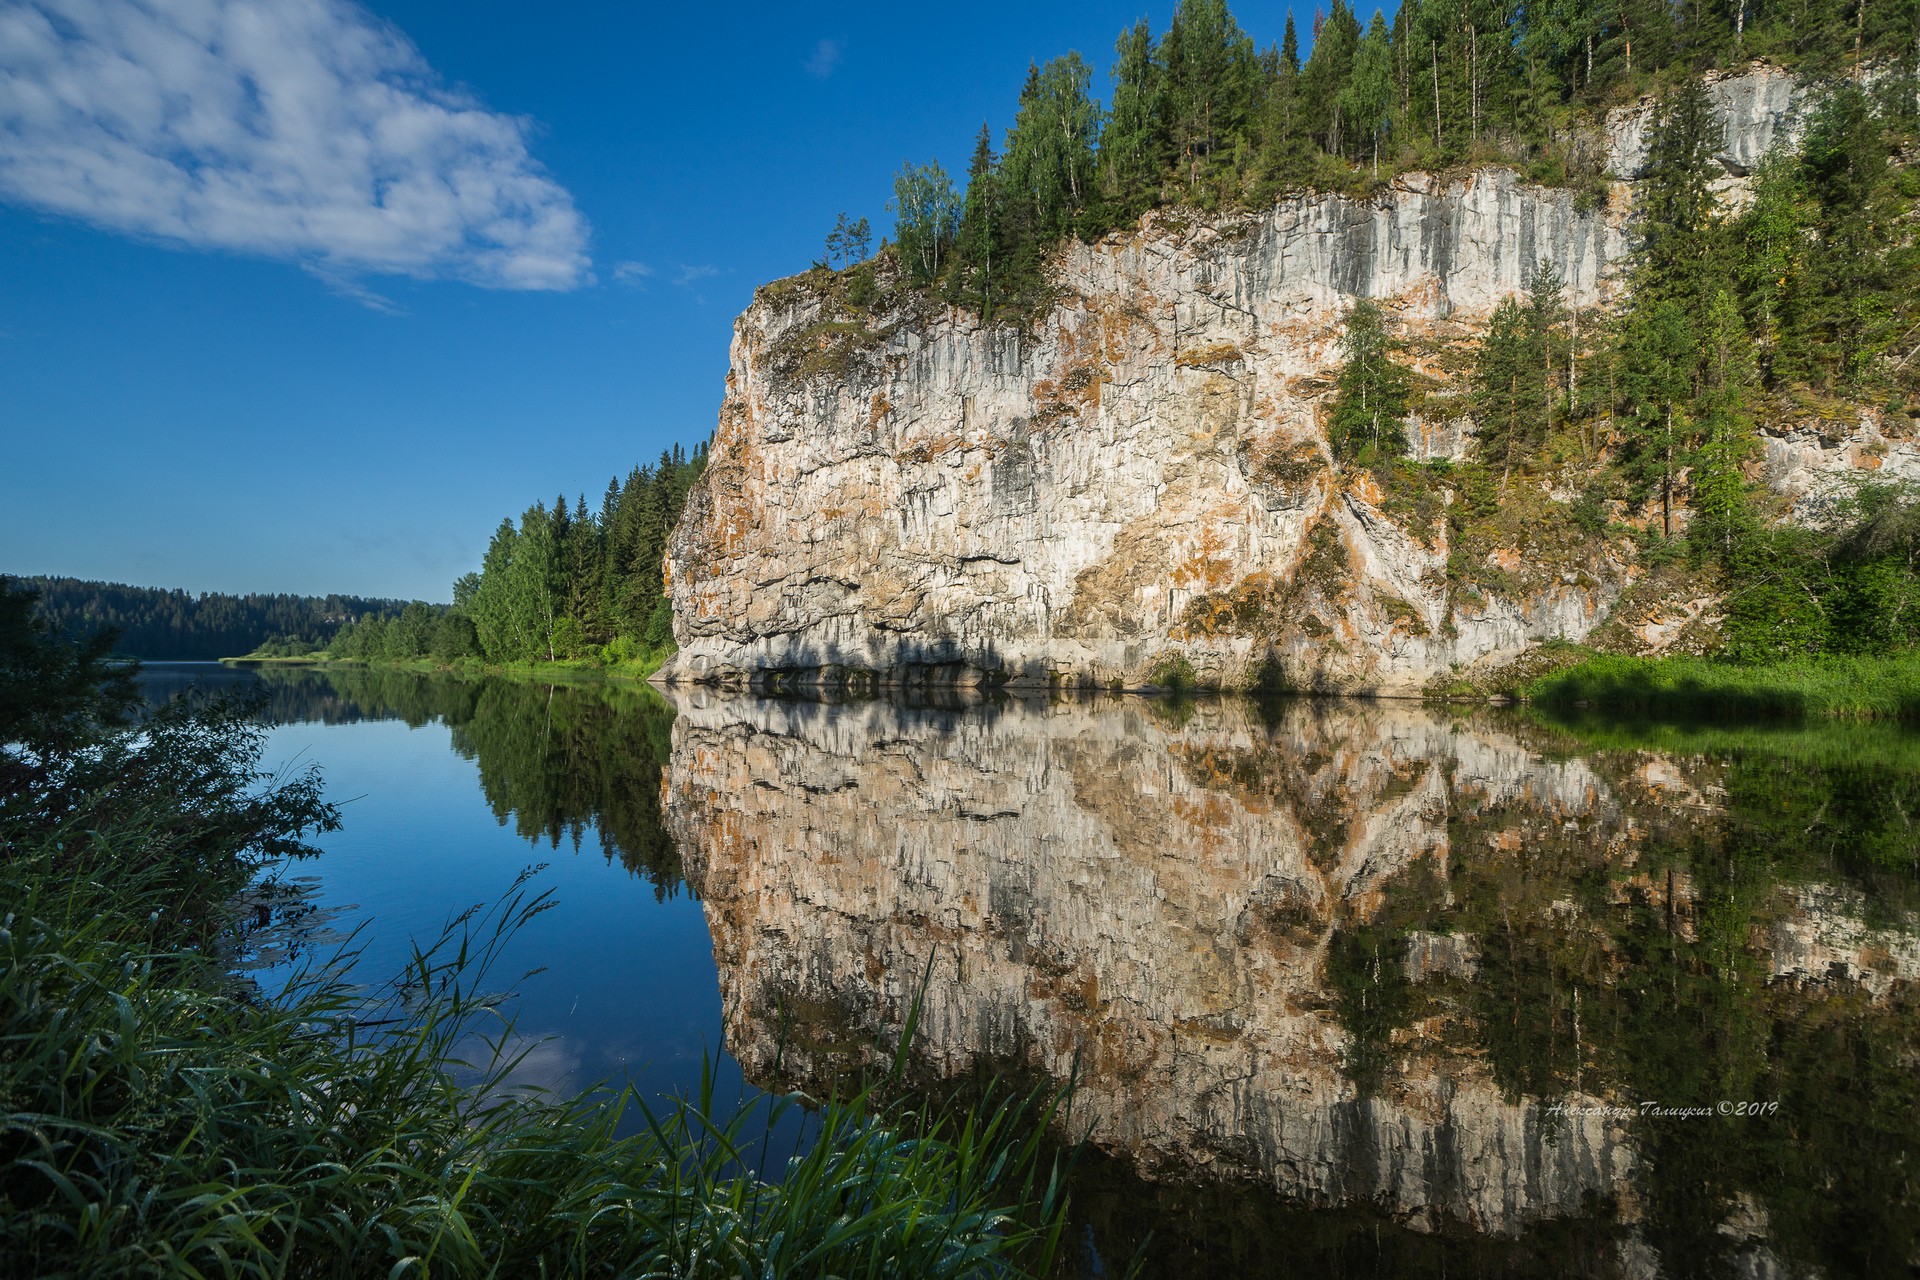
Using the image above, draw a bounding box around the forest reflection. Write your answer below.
[234,666,683,896]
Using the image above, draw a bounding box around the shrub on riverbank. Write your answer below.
[1,582,1068,1279]
[1524,651,1920,722]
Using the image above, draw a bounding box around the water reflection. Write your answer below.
[664,692,1920,1278]
[134,663,717,1110]
[149,664,685,896]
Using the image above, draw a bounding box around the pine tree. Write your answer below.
[1254,14,1312,192]
[1001,54,1102,243]
[510,503,562,662]
[1099,19,1166,223]
[1737,148,1810,385]
[1475,297,1542,480]
[1328,299,1413,459]
[1408,0,1474,160]
[948,126,1003,318]
[1340,12,1397,174]
[1615,299,1698,537]
[1636,78,1721,305]
[469,519,522,661]
[1301,0,1363,156]
[1527,259,1567,442]
[1796,83,1906,389]
[1160,0,1258,194]
[1691,288,1759,556]
[565,493,605,642]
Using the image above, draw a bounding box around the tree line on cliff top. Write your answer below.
[880,0,1920,670]
[875,0,1919,318]
[1327,71,1920,666]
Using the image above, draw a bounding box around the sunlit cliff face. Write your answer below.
[663,691,1920,1272]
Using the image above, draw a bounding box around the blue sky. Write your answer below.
[2,0,1353,601]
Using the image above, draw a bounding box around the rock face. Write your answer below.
[663,169,1625,694]
[1604,63,1807,179]
[657,65,1865,694]
[1763,419,1920,522]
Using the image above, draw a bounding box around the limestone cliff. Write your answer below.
[658,65,1890,694]
[1603,61,1806,180]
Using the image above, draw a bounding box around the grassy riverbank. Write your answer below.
[1524,651,1920,722]
[224,646,676,684]
[8,585,1067,1278]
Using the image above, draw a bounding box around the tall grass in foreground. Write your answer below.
[0,578,1071,1279]
[1524,651,1920,722]
[0,853,1070,1278]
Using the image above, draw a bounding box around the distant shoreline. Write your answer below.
[218,652,674,687]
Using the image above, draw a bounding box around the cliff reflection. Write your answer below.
[665,692,1920,1278]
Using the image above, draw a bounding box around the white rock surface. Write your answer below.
[664,170,1630,694]
[1763,420,1920,523]
[1605,63,1808,179]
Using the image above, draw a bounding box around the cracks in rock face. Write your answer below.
[669,162,1647,692]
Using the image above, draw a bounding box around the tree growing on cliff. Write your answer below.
[1475,297,1541,483]
[1340,11,1396,174]
[1782,83,1915,393]
[891,161,961,285]
[1095,19,1167,228]
[1474,261,1570,482]
[947,127,1005,318]
[1298,0,1360,157]
[1160,0,1260,196]
[1000,55,1103,243]
[1636,78,1722,308]
[824,213,871,269]
[1328,299,1412,460]
[1614,298,1699,538]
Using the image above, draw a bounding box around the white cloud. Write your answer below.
[611,259,651,284]
[0,0,591,292]
[804,37,840,79]
[673,263,715,287]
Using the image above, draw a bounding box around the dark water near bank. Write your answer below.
[142,664,1920,1279]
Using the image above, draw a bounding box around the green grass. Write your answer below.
[487,646,676,684]
[1524,651,1920,722]
[3,670,1070,1279]
[224,646,678,686]
[1524,703,1920,774]
[2,863,1072,1277]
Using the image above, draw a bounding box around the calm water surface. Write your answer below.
[139,663,718,1106]
[142,664,1920,1279]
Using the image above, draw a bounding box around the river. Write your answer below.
[140,662,1920,1279]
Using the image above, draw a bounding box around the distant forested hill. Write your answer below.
[15,575,409,660]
